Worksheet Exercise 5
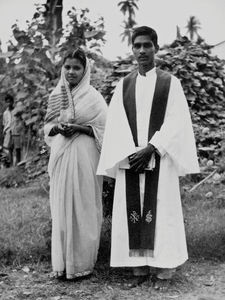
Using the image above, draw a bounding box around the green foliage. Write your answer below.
[0,5,107,151]
[158,38,225,159]
[63,7,105,54]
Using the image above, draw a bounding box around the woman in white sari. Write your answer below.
[44,49,107,280]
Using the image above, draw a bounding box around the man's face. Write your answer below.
[132,35,158,70]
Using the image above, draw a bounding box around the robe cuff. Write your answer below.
[149,131,166,157]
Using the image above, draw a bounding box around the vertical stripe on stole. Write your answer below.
[123,69,171,256]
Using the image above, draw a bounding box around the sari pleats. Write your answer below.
[50,134,102,278]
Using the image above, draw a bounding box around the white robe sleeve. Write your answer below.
[150,76,200,176]
[97,79,136,178]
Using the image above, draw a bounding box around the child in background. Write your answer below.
[2,94,25,166]
[10,108,25,165]
[2,94,14,166]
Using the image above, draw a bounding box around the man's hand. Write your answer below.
[129,144,155,173]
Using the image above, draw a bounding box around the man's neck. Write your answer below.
[138,64,155,76]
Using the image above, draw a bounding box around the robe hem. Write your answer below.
[110,257,188,269]
[129,249,154,257]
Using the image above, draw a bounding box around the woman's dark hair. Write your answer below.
[131,26,158,48]
[63,48,86,69]
[5,94,14,103]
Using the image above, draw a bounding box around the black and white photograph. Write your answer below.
[0,0,225,299]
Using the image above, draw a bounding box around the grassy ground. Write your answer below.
[0,176,225,299]
[0,183,51,266]
[182,181,225,262]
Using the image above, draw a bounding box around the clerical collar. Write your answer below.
[138,67,156,78]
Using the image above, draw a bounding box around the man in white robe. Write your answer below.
[97,26,199,287]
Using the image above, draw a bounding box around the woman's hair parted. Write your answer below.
[63,48,87,69]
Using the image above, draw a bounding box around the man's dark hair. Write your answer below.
[5,94,14,103]
[63,48,86,69]
[132,26,158,48]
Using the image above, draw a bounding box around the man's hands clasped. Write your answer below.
[129,143,155,173]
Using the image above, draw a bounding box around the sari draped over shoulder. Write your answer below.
[44,58,107,279]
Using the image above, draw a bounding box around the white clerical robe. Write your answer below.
[97,68,199,268]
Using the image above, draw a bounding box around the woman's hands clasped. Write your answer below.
[58,123,80,137]
[49,123,93,138]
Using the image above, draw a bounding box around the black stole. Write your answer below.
[123,68,171,256]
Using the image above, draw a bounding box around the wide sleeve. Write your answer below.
[150,76,200,176]
[97,79,136,178]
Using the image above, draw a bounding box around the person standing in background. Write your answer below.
[10,108,25,165]
[3,94,14,166]
[2,94,24,166]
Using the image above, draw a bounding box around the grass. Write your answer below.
[182,182,225,261]
[1,177,225,300]
[0,176,225,267]
[0,183,51,266]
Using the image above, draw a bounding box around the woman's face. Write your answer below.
[64,58,85,88]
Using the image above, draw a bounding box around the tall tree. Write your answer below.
[186,16,201,41]
[61,7,105,56]
[176,25,182,40]
[44,0,63,45]
[31,0,63,61]
[118,0,139,46]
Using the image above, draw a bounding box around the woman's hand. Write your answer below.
[60,123,80,137]
[54,123,93,138]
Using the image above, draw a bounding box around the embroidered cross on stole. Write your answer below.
[123,68,171,257]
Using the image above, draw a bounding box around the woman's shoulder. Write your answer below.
[89,85,104,98]
[89,85,107,107]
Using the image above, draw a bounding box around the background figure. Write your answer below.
[10,108,25,165]
[2,94,14,166]
[44,48,107,280]
[97,26,199,289]
[2,94,25,166]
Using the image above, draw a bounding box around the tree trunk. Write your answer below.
[45,0,63,52]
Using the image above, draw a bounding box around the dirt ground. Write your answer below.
[1,260,225,300]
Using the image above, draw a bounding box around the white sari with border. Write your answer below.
[44,59,107,279]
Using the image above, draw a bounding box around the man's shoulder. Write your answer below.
[156,68,179,81]
[123,69,138,80]
[156,68,171,78]
[113,70,138,89]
